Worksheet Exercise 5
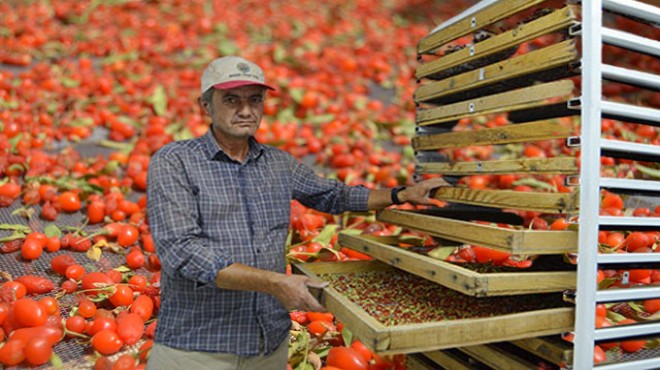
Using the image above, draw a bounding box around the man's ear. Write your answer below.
[198,97,210,116]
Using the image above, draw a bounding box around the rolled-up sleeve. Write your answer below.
[147,150,233,285]
[292,161,370,214]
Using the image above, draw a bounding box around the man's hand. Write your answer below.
[398,177,450,205]
[270,274,328,312]
[215,263,327,311]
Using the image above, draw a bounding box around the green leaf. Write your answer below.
[628,301,644,313]
[150,85,168,116]
[86,246,102,262]
[307,114,335,125]
[512,177,556,191]
[636,164,660,179]
[341,327,353,346]
[338,229,363,236]
[44,224,62,238]
[50,353,63,370]
[0,231,27,242]
[173,127,194,141]
[217,39,238,55]
[61,77,80,88]
[427,246,456,260]
[67,117,95,127]
[113,266,131,273]
[606,311,627,323]
[0,224,31,233]
[311,224,339,246]
[289,88,304,103]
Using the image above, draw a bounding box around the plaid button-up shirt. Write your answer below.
[146,129,370,356]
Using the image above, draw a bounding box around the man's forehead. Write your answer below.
[218,85,266,97]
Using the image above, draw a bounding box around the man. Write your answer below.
[146,56,448,370]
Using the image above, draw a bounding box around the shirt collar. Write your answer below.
[200,127,264,162]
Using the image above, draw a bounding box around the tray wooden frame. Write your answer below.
[292,261,574,355]
[416,80,575,126]
[417,0,546,54]
[338,233,576,297]
[459,344,540,369]
[415,40,577,103]
[415,351,476,370]
[412,119,572,151]
[510,336,573,367]
[416,6,578,80]
[429,186,578,213]
[416,157,579,176]
[377,209,578,254]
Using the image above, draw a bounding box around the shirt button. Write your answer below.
[256,248,261,253]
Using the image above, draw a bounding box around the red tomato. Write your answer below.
[24,336,53,366]
[87,201,106,224]
[65,316,87,337]
[1,281,27,299]
[644,299,660,314]
[78,298,97,319]
[50,254,77,275]
[350,339,374,362]
[307,320,336,337]
[21,239,43,260]
[14,298,47,327]
[600,192,623,210]
[109,284,135,308]
[593,345,606,365]
[326,346,368,370]
[130,295,154,322]
[81,272,115,293]
[624,232,651,252]
[88,317,117,336]
[91,330,124,355]
[621,339,646,353]
[38,297,59,316]
[118,224,139,247]
[307,311,334,323]
[471,246,510,265]
[0,339,26,366]
[116,312,144,345]
[14,275,55,295]
[58,191,82,212]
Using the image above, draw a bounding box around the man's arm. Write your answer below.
[215,263,327,312]
[147,152,232,285]
[366,177,450,210]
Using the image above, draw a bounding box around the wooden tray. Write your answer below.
[414,40,578,104]
[377,209,578,254]
[458,343,544,369]
[428,186,578,213]
[412,119,572,151]
[510,336,573,368]
[338,233,576,297]
[413,350,485,370]
[417,0,546,54]
[292,261,574,355]
[416,80,575,126]
[416,6,578,80]
[416,157,579,176]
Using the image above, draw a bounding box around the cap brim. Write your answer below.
[213,80,275,91]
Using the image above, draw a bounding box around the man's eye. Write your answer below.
[224,98,238,105]
[251,97,264,104]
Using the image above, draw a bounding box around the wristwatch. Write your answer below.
[391,186,407,205]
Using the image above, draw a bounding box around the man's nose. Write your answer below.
[237,101,252,116]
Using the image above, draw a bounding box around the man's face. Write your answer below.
[201,85,266,141]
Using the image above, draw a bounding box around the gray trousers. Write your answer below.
[145,338,288,370]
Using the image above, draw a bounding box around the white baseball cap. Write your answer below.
[200,56,274,94]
